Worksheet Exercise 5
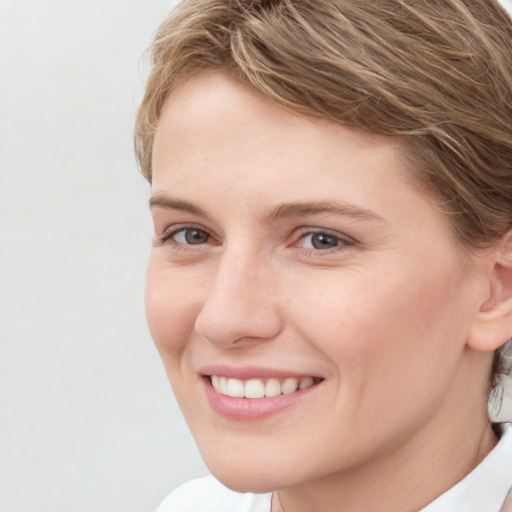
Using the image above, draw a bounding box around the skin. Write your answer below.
[146,71,499,512]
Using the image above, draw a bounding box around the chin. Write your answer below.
[200,447,296,493]
[210,466,283,494]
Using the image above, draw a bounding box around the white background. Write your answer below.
[1,1,511,511]
[0,1,209,511]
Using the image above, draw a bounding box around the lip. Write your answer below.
[199,365,323,421]
[198,364,314,380]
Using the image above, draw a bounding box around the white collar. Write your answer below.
[420,423,512,512]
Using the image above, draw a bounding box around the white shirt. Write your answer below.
[156,423,512,512]
[422,423,512,512]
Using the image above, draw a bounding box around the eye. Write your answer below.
[156,226,212,247]
[153,224,218,257]
[171,228,210,245]
[297,231,353,251]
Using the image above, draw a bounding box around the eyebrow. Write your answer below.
[266,201,386,224]
[149,193,209,218]
[149,193,386,224]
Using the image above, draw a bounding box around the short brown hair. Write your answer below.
[135,0,512,395]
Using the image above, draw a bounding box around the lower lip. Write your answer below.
[203,378,320,421]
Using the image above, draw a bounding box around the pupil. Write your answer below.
[185,229,208,244]
[312,233,337,249]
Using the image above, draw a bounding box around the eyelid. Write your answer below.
[292,227,357,251]
[155,223,216,246]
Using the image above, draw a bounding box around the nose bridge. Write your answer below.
[194,244,281,347]
[219,244,257,288]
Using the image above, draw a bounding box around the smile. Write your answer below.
[210,375,318,398]
[202,371,324,420]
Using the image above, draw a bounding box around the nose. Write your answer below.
[194,250,283,348]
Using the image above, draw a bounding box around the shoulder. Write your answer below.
[155,475,272,512]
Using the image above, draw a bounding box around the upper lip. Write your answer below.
[198,364,321,380]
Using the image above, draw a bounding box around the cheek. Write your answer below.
[290,261,467,392]
[145,263,200,362]
[282,263,470,455]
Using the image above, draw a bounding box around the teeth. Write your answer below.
[210,375,316,398]
[244,379,265,399]
[299,376,314,389]
[264,378,281,398]
[226,378,244,398]
[281,377,298,394]
[219,376,228,394]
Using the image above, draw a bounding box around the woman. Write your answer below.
[135,1,512,510]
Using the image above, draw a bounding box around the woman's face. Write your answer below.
[147,72,491,492]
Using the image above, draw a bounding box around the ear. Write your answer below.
[467,230,512,352]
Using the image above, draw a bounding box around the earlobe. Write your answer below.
[468,230,512,352]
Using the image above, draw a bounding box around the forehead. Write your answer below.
[153,71,406,189]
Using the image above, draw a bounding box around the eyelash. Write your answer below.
[155,225,356,255]
[296,230,355,253]
[155,224,215,249]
